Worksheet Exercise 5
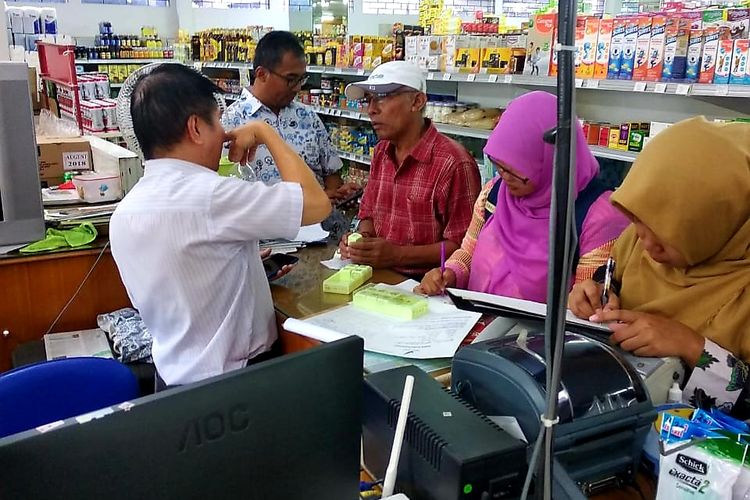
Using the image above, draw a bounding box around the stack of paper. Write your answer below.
[43,329,113,360]
[260,224,329,254]
[44,203,118,228]
[283,282,482,359]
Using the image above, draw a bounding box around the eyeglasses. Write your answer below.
[491,159,529,185]
[264,68,310,88]
[360,90,416,106]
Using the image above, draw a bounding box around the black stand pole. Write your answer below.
[539,0,579,498]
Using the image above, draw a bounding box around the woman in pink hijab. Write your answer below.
[416,91,629,302]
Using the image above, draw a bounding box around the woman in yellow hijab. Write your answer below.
[569,116,750,411]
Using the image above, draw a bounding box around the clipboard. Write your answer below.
[445,288,612,338]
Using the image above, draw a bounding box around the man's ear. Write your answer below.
[413,92,428,113]
[185,115,204,145]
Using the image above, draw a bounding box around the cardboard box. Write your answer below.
[524,13,556,76]
[714,38,735,84]
[662,19,690,81]
[646,15,668,81]
[574,17,587,77]
[633,16,654,80]
[607,18,628,78]
[727,8,749,39]
[595,19,614,79]
[730,39,749,84]
[37,136,93,186]
[619,17,640,79]
[702,9,727,28]
[685,29,704,81]
[698,27,731,83]
[579,17,599,78]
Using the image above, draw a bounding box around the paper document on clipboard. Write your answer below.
[445,288,611,334]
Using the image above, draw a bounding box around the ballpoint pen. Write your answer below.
[601,257,616,307]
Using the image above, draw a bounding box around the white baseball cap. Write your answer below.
[344,61,426,100]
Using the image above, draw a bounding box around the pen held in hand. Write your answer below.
[600,257,616,307]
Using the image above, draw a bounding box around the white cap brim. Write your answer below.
[344,82,415,100]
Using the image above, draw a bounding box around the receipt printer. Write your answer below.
[451,330,658,495]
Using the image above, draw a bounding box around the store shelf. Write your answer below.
[76,59,172,65]
[589,146,638,163]
[199,61,747,98]
[335,149,371,165]
[110,83,123,89]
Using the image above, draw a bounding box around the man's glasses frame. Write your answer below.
[262,68,310,88]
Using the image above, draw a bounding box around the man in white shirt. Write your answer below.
[109,64,331,389]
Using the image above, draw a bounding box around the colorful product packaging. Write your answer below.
[685,29,704,82]
[633,15,654,80]
[662,19,690,81]
[595,18,614,78]
[727,8,750,40]
[607,17,628,78]
[729,39,749,84]
[619,17,640,79]
[574,17,587,78]
[702,9,727,28]
[524,13,557,77]
[698,27,728,83]
[646,15,668,81]
[714,38,735,83]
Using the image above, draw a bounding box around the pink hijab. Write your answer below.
[468,91,620,301]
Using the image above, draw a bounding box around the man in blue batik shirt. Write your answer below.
[223,30,354,202]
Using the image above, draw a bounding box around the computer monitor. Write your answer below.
[0,337,364,500]
[0,62,44,246]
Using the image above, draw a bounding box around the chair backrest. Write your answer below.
[0,357,139,438]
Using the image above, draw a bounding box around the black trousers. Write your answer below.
[154,341,282,393]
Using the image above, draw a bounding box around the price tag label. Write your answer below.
[653,83,667,93]
[357,69,365,76]
[634,81,647,92]
[442,73,452,81]
[488,74,498,83]
[466,73,476,82]
[334,67,342,74]
[427,72,435,80]
[716,85,730,96]
[575,78,584,88]
[676,83,691,95]
[585,79,599,89]
[504,74,513,84]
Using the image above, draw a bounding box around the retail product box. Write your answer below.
[598,124,611,147]
[85,135,142,194]
[646,15,668,81]
[633,16,653,80]
[455,36,482,73]
[607,17,628,78]
[727,9,749,39]
[7,7,24,34]
[677,11,703,30]
[37,136,93,186]
[729,39,749,84]
[685,30,704,82]
[595,19,614,78]
[702,9,727,28]
[618,123,633,150]
[662,19,690,81]
[578,17,599,78]
[22,7,41,35]
[619,17,640,79]
[442,35,459,72]
[714,38,734,83]
[524,13,556,77]
[698,27,730,83]
[481,45,512,74]
[574,17,587,78]
[608,127,620,149]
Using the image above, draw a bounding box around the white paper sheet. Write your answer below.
[293,224,329,243]
[43,329,113,360]
[321,255,352,270]
[283,284,481,359]
[446,288,610,332]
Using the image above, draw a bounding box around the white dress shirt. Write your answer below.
[110,158,303,386]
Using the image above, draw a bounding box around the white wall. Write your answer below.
[347,0,418,36]
[0,7,9,60]
[175,0,289,33]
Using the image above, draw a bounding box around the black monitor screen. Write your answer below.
[0,337,364,500]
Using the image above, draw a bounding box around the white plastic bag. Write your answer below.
[657,446,742,499]
[36,109,81,138]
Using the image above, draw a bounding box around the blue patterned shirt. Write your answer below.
[222,89,342,185]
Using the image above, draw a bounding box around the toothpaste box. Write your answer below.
[727,9,749,40]
[574,17,587,77]
[578,17,599,78]
[698,27,731,83]
[595,18,614,78]
[662,18,690,81]
[714,38,735,84]
[702,9,727,28]
[646,15,668,81]
[677,11,703,30]
[729,39,749,84]
[685,29,704,81]
[619,17,640,79]
[633,16,653,80]
[607,17,628,78]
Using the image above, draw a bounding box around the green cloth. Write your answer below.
[19,223,98,254]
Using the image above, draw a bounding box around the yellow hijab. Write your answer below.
[609,117,750,360]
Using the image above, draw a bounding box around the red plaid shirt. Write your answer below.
[359,121,481,275]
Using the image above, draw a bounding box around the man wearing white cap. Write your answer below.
[339,61,481,278]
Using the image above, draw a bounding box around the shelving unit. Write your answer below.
[335,149,372,166]
[200,61,750,99]
[75,59,172,65]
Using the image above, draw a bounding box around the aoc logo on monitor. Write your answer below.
[177,403,250,452]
